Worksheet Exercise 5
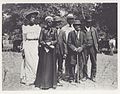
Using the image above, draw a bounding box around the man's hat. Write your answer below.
[86,19,92,22]
[24,10,39,20]
[67,14,74,19]
[73,20,81,25]
[54,16,62,22]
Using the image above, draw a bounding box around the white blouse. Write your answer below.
[22,24,41,40]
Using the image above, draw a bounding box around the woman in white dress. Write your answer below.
[20,10,41,85]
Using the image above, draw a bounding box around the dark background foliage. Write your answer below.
[2,3,117,40]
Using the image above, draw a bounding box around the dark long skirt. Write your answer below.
[34,47,57,89]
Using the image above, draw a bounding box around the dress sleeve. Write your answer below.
[38,28,46,45]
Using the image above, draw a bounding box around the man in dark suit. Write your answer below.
[84,18,99,82]
[53,16,67,85]
[67,20,87,83]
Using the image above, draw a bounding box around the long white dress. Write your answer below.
[20,24,41,85]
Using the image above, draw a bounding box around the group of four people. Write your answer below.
[20,10,98,90]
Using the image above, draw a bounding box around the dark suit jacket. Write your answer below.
[67,30,87,65]
[56,29,67,55]
[84,26,99,52]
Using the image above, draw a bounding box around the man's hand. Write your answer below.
[77,47,83,53]
[74,48,78,52]
[63,54,67,59]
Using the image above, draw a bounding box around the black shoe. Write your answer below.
[42,88,49,90]
[90,78,96,82]
[75,80,81,83]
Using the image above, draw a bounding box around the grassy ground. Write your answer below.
[2,51,117,90]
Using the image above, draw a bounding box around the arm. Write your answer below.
[94,28,99,44]
[62,31,68,54]
[81,32,87,49]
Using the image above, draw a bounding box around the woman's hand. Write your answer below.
[46,42,51,46]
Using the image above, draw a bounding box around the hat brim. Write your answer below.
[67,17,74,19]
[73,23,81,25]
[86,19,92,22]
[25,11,39,20]
[53,20,62,22]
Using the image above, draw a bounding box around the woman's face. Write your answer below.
[29,14,36,24]
[46,19,53,27]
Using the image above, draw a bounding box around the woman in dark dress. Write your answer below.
[34,16,58,89]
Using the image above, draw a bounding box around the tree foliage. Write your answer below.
[2,3,117,39]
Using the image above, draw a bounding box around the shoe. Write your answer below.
[81,77,87,82]
[52,86,56,89]
[42,88,49,90]
[75,80,81,83]
[57,82,63,86]
[90,78,96,82]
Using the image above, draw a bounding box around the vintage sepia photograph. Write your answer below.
[2,3,117,91]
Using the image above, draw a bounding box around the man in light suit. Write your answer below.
[53,16,67,85]
[61,14,75,81]
[84,18,99,82]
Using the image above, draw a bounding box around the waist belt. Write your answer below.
[26,39,38,41]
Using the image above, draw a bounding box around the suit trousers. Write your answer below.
[84,45,97,79]
[65,54,71,78]
[56,53,63,80]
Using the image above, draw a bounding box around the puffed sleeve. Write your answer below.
[38,27,46,46]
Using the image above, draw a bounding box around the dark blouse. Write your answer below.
[39,27,58,47]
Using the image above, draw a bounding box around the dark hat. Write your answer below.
[73,20,81,25]
[25,10,39,20]
[54,16,62,22]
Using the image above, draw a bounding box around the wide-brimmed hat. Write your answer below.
[25,10,39,20]
[73,20,81,25]
[53,16,62,22]
[67,14,74,19]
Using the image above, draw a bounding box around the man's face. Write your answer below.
[73,24,81,31]
[67,18,74,25]
[86,21,91,27]
[55,21,62,28]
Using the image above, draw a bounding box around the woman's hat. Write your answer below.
[45,16,53,21]
[25,10,39,20]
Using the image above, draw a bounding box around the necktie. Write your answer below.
[77,31,79,39]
